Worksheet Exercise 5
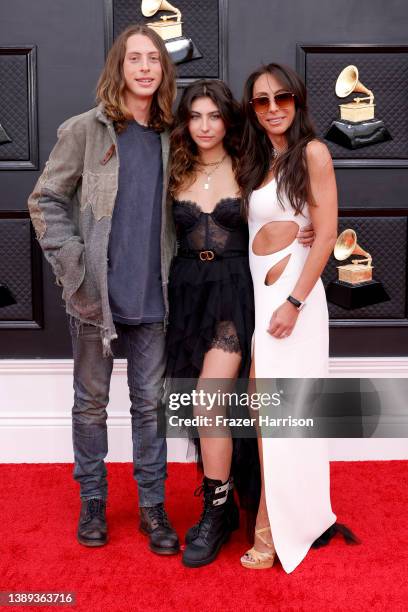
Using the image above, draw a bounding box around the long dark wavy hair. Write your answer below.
[96,24,176,133]
[168,79,241,197]
[237,63,317,218]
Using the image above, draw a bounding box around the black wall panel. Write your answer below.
[0,51,29,161]
[110,0,225,80]
[0,212,43,327]
[0,0,104,357]
[322,217,407,319]
[298,45,408,164]
[0,46,38,169]
[0,0,407,357]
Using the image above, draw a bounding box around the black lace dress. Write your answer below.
[166,197,254,379]
[166,196,260,513]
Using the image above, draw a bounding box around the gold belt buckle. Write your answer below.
[199,250,215,261]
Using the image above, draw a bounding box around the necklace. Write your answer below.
[272,146,285,159]
[197,154,227,190]
[270,145,286,171]
[198,159,224,167]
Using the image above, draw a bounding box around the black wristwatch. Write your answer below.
[287,294,306,311]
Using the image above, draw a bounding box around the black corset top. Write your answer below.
[173,197,249,254]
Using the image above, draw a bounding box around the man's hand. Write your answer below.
[297,223,315,247]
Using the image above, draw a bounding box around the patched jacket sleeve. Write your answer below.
[28,120,86,296]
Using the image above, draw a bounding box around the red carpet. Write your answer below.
[0,461,407,612]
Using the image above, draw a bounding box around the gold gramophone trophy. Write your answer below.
[325,229,390,309]
[0,121,12,145]
[141,0,202,65]
[325,65,392,150]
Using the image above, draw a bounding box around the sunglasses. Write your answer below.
[249,92,296,114]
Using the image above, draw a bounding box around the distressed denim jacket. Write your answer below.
[28,103,176,354]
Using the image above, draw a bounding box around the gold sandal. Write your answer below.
[240,526,276,569]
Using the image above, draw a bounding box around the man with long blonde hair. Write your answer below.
[28,25,179,554]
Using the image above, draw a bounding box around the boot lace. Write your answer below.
[86,498,105,520]
[194,484,204,498]
[193,484,214,535]
[144,503,170,529]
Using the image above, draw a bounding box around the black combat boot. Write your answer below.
[77,498,107,547]
[182,476,237,568]
[139,503,180,555]
[184,476,239,545]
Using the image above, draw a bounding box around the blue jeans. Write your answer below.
[69,317,167,506]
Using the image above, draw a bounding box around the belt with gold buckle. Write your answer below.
[178,250,247,261]
[199,250,215,262]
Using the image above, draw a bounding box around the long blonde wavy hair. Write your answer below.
[96,24,176,133]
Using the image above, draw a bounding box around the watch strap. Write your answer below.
[287,294,304,310]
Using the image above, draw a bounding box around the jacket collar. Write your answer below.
[160,130,169,155]
[95,103,112,126]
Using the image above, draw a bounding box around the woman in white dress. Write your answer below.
[237,63,357,572]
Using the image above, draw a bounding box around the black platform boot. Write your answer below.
[182,476,237,568]
[184,477,239,545]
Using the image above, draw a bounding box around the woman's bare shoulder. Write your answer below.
[305,139,332,165]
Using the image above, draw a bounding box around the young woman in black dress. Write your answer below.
[165,79,257,568]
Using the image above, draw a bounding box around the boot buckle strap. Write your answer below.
[214,482,229,495]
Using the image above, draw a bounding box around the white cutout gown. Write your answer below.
[248,179,336,573]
